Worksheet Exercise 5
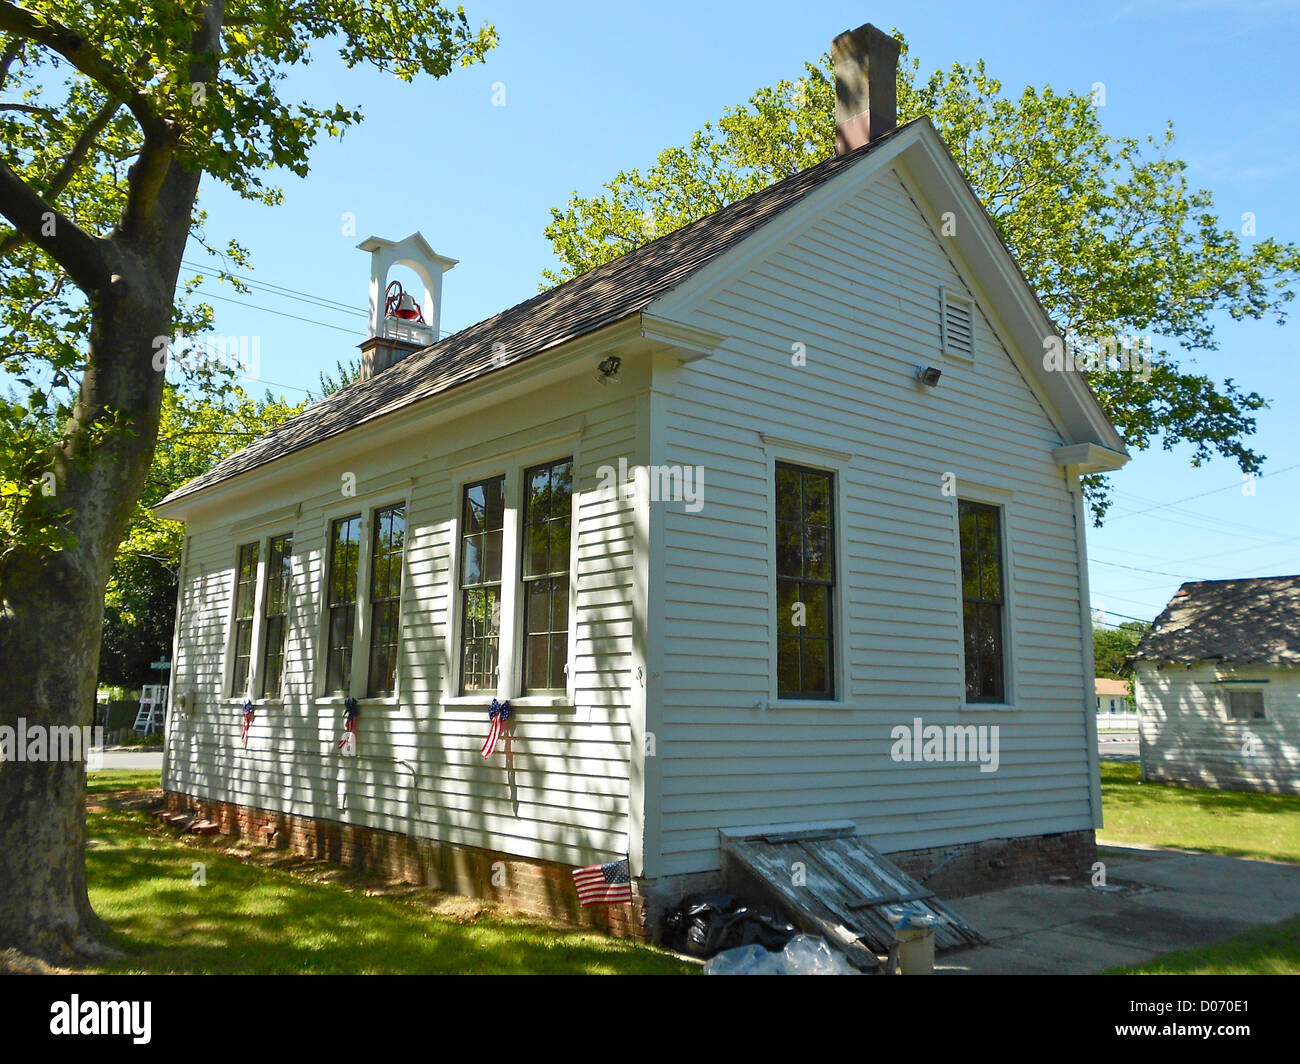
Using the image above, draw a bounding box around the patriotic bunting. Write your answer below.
[241,701,254,747]
[480,699,511,759]
[337,697,359,755]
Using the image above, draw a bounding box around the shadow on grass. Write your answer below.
[84,781,691,976]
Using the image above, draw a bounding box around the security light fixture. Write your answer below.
[595,355,622,385]
[916,365,942,387]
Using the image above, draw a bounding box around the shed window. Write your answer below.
[325,514,361,694]
[959,500,1005,703]
[459,476,505,694]
[776,462,835,699]
[259,533,292,698]
[366,505,405,697]
[230,541,259,697]
[521,458,573,693]
[1227,689,1265,721]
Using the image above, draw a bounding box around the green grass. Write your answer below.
[84,770,692,975]
[1110,916,1300,974]
[1099,762,1300,864]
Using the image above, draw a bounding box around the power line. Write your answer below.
[1090,606,1153,625]
[1107,463,1300,521]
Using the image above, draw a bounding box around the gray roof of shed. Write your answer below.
[1133,576,1300,666]
[159,123,912,507]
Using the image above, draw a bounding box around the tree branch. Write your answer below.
[0,153,108,290]
[0,96,120,258]
[0,2,167,140]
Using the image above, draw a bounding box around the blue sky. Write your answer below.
[186,0,1300,626]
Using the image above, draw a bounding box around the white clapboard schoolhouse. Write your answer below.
[156,23,1127,937]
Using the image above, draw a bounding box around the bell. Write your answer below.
[395,290,422,321]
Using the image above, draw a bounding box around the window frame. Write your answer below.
[447,444,580,706]
[774,460,838,701]
[258,532,294,700]
[760,438,850,708]
[456,472,508,697]
[950,485,1018,710]
[314,484,413,704]
[518,456,575,696]
[1224,686,1267,723]
[365,503,407,698]
[227,540,262,700]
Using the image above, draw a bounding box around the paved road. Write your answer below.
[1098,733,1139,762]
[93,750,164,772]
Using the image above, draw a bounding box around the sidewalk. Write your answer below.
[937,843,1300,974]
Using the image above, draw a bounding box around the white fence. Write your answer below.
[1096,712,1139,730]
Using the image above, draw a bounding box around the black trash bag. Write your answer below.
[660,891,797,957]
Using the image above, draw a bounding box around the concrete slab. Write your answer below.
[939,929,1154,975]
[934,844,1300,974]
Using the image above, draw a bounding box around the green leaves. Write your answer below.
[542,39,1298,516]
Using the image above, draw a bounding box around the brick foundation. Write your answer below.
[162,792,647,939]
[886,829,1098,898]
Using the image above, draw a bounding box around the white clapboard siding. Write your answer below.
[650,166,1095,875]
[1135,663,1300,794]
[165,382,640,867]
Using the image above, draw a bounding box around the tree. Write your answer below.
[99,385,308,687]
[0,0,495,963]
[543,40,1300,519]
[315,357,362,398]
[1093,621,1150,680]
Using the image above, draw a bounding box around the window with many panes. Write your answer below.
[958,500,1006,703]
[1226,688,1265,721]
[459,476,505,694]
[366,505,405,697]
[325,514,361,694]
[259,533,292,698]
[521,457,573,693]
[230,541,259,696]
[775,462,835,699]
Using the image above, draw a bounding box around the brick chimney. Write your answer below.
[832,23,901,155]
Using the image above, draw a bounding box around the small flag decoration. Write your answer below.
[572,857,634,907]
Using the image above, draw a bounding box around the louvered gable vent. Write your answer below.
[941,289,974,359]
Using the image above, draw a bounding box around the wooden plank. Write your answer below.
[721,831,984,956]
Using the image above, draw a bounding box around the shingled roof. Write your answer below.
[158,122,915,508]
[1133,576,1300,666]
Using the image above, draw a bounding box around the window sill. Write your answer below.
[313,695,399,707]
[961,701,1018,712]
[442,694,573,711]
[765,699,854,711]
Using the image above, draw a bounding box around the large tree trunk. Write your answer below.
[0,281,178,963]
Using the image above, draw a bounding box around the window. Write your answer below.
[325,514,361,694]
[366,505,405,697]
[1227,689,1265,721]
[259,533,293,698]
[775,462,835,699]
[942,289,974,359]
[459,476,505,694]
[230,541,259,697]
[521,457,573,693]
[959,500,1005,703]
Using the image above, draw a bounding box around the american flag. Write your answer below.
[571,858,633,906]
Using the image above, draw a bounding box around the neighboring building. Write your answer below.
[155,24,1128,934]
[1133,576,1300,795]
[1094,678,1131,714]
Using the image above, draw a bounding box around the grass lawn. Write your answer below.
[83,770,693,975]
[1110,916,1300,975]
[1099,762,1300,864]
